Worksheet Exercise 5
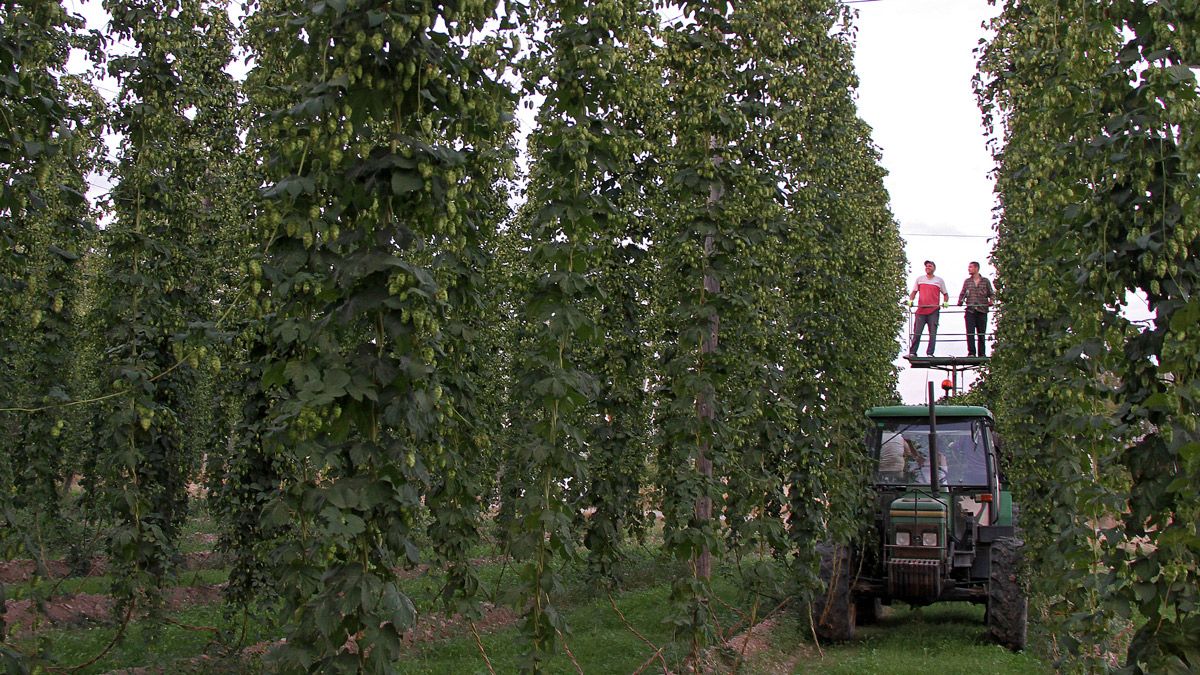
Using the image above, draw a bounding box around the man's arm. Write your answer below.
[958,279,968,305]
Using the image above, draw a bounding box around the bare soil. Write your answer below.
[402,601,517,645]
[702,615,817,674]
[5,552,519,671]
[1,584,226,636]
[0,550,227,585]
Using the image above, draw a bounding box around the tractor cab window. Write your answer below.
[873,419,989,487]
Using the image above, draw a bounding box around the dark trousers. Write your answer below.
[965,310,988,356]
[909,311,939,356]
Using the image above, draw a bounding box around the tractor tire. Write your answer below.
[813,543,857,642]
[986,536,1028,651]
[856,596,883,624]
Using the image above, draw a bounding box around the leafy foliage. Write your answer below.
[507,0,656,666]
[1,0,908,671]
[0,4,101,651]
[247,0,517,668]
[979,0,1200,670]
[92,0,244,615]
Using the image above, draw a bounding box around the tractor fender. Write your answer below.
[977,524,1016,543]
[994,490,1015,526]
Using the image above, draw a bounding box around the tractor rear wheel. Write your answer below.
[813,543,856,641]
[987,536,1027,651]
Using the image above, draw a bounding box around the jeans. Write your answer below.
[965,309,988,356]
[909,310,939,356]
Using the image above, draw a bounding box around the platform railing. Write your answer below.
[903,303,997,360]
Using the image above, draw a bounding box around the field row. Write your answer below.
[1,540,1048,674]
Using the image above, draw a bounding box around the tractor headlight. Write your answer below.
[921,531,938,547]
[895,531,911,546]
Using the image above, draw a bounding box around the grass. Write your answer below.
[797,603,1050,674]
[13,602,280,674]
[393,592,1050,675]
[20,596,1051,675]
[6,551,738,674]
[5,567,229,601]
[396,577,751,674]
[4,533,1053,674]
[176,511,222,554]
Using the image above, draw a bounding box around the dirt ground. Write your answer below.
[704,615,818,675]
[0,550,226,585]
[1,583,226,636]
[98,602,520,674]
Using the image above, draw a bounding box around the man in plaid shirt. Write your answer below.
[957,261,995,357]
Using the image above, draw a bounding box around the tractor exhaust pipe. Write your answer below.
[928,381,941,493]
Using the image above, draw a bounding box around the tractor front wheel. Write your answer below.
[986,536,1028,651]
[856,596,883,624]
[813,543,857,642]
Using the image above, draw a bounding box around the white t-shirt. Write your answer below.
[911,275,948,313]
[911,274,949,296]
[879,435,906,473]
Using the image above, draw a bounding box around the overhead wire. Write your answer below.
[900,231,992,239]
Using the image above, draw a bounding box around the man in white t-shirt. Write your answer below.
[908,260,949,357]
[879,433,906,475]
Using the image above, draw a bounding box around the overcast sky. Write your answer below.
[849,0,1002,403]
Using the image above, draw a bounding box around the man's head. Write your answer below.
[968,261,980,275]
[924,260,936,275]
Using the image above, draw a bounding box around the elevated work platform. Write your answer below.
[903,355,989,368]
[903,304,996,396]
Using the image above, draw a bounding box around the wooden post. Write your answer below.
[696,147,723,580]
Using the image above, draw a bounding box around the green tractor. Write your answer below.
[813,395,1027,651]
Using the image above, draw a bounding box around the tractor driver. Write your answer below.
[941,432,988,485]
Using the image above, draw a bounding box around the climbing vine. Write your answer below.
[980,0,1200,669]
[650,3,753,652]
[0,8,103,653]
[94,0,242,614]
[1,0,912,670]
[0,2,98,516]
[572,0,658,587]
[423,16,519,622]
[249,0,516,667]
[761,0,905,592]
[645,0,904,658]
[507,0,657,665]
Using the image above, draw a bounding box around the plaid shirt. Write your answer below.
[958,276,994,313]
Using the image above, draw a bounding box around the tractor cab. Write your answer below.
[866,405,1013,597]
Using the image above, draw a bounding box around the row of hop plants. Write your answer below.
[978,0,1200,671]
[1,0,905,671]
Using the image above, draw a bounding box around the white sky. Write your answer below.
[849,0,1002,403]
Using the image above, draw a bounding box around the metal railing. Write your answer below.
[904,303,997,359]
